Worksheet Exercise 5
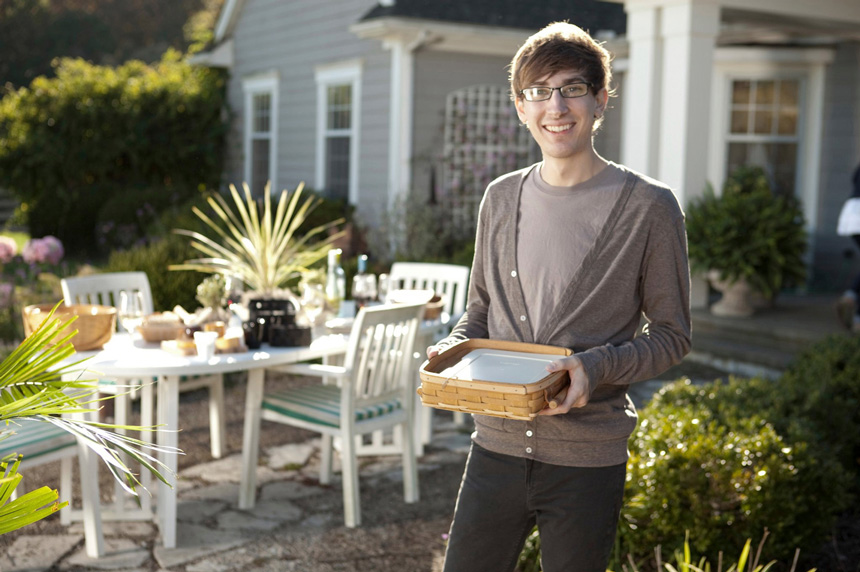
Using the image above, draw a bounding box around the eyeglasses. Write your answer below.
[519,82,592,102]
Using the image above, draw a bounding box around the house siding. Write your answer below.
[812,41,860,292]
[411,50,515,204]
[224,0,390,225]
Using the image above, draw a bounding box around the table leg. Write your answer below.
[156,374,179,548]
[239,368,265,509]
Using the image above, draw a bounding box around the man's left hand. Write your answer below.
[538,355,590,415]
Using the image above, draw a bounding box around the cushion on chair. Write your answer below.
[262,385,402,428]
[0,421,77,461]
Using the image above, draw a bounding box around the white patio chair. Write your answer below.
[1,419,104,557]
[240,302,425,527]
[62,272,226,459]
[388,262,471,448]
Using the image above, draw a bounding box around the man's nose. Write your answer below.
[548,89,569,111]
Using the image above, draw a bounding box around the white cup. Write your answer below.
[193,331,218,360]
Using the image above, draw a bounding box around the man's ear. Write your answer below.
[515,97,526,124]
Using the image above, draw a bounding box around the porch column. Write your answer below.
[656,1,719,207]
[383,37,415,210]
[620,5,662,176]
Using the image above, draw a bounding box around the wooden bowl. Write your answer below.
[22,303,116,351]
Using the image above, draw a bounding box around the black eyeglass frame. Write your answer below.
[519,82,594,102]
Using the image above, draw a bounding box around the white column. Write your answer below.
[620,5,662,177]
[656,1,719,207]
[384,38,415,210]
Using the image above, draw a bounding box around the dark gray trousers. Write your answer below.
[442,443,626,572]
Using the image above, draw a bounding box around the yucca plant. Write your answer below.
[169,182,345,295]
[0,304,177,534]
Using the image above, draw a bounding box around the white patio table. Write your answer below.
[67,331,349,549]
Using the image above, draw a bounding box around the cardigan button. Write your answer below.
[520,315,526,322]
[526,430,533,437]
[511,270,517,277]
[525,447,533,454]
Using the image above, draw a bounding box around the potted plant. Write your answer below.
[169,182,345,341]
[686,166,807,317]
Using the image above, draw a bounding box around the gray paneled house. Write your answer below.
[196,0,860,303]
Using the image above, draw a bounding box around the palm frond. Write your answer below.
[170,181,346,294]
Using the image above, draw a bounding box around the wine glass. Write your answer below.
[119,290,146,335]
[300,282,326,326]
[352,273,378,310]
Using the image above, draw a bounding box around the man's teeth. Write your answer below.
[545,124,572,133]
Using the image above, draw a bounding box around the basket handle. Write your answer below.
[545,386,568,409]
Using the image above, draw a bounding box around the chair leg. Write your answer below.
[339,428,360,527]
[113,391,131,514]
[239,369,265,510]
[320,435,333,485]
[77,443,105,558]
[453,411,466,426]
[59,456,72,526]
[139,380,154,516]
[208,376,227,459]
[400,419,419,504]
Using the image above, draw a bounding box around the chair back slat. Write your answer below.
[388,262,470,317]
[346,303,424,407]
[61,272,154,332]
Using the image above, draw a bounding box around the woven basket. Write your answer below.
[418,339,571,420]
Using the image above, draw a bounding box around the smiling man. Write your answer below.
[428,21,692,572]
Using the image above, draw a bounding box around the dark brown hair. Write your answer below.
[509,21,613,102]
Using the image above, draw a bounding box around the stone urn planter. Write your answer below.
[707,270,755,317]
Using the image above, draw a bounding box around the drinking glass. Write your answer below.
[119,290,146,335]
[300,282,326,326]
[352,273,378,310]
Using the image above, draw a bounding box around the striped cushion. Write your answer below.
[0,420,77,461]
[262,385,402,428]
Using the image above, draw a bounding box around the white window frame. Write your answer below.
[315,59,362,204]
[709,48,833,237]
[242,72,279,195]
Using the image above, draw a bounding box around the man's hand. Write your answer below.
[427,345,441,359]
[539,355,590,415]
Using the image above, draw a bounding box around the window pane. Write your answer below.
[726,142,796,196]
[327,85,352,130]
[732,81,751,105]
[253,93,271,133]
[755,81,775,104]
[777,109,798,135]
[730,110,749,134]
[779,80,799,106]
[754,110,773,134]
[326,136,350,201]
[251,139,270,196]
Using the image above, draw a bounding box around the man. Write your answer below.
[429,21,692,572]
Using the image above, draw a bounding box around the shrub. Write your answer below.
[106,235,200,312]
[0,51,226,256]
[618,379,850,566]
[769,334,860,486]
[686,166,807,298]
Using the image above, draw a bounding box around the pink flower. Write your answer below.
[22,236,64,265]
[0,282,13,309]
[0,236,17,263]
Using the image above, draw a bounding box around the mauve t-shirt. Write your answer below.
[516,162,627,335]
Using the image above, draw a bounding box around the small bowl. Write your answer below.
[22,303,116,351]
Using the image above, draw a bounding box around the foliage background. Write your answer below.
[0,52,227,256]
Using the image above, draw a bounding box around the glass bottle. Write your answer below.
[352,254,377,311]
[325,248,346,315]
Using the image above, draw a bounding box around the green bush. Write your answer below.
[618,378,850,566]
[0,51,226,256]
[106,235,201,312]
[770,334,860,487]
[686,166,807,298]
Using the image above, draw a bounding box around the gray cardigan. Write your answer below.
[439,163,692,467]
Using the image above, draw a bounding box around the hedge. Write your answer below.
[0,50,226,256]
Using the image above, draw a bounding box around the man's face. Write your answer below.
[515,68,607,163]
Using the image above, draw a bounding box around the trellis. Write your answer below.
[440,85,538,239]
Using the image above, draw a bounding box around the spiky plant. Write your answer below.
[169,182,345,295]
[0,304,177,534]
